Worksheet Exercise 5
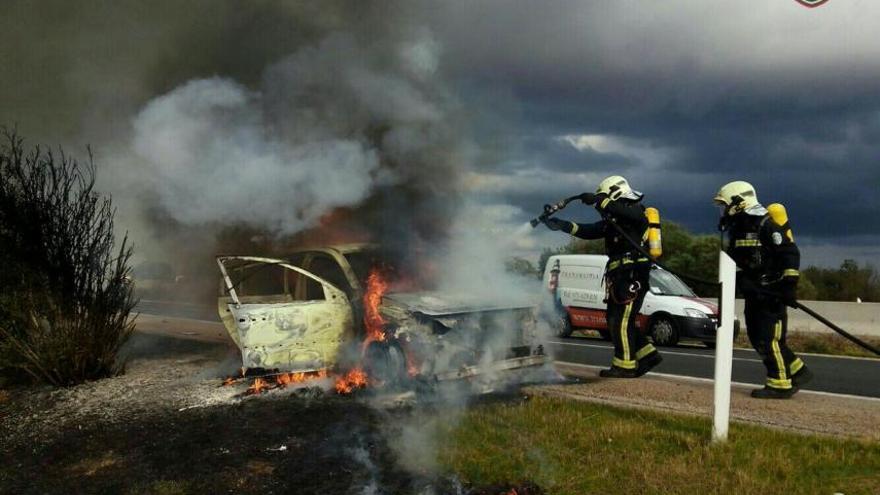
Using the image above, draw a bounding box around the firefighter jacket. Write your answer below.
[724,206,800,286]
[559,197,650,263]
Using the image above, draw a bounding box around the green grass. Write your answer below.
[438,396,880,495]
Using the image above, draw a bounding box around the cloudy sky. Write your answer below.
[2,0,878,268]
[422,0,880,267]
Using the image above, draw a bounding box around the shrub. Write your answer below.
[0,129,135,386]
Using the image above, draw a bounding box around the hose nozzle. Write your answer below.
[530,197,575,228]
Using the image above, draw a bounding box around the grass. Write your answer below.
[438,396,880,495]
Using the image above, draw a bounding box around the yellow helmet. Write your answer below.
[714,181,759,215]
[596,175,641,201]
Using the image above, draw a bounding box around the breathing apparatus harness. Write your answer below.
[532,195,880,356]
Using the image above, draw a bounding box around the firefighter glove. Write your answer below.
[578,192,597,205]
[779,278,798,306]
[543,218,568,231]
[736,271,759,297]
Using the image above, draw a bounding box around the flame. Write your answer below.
[398,340,420,377]
[241,370,328,395]
[221,367,247,387]
[363,268,389,346]
[275,369,327,387]
[334,368,368,394]
[247,377,268,395]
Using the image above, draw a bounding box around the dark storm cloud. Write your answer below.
[422,1,880,259]
[3,0,878,268]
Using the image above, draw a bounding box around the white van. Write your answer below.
[542,254,738,347]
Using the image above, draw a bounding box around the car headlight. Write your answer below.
[684,308,710,319]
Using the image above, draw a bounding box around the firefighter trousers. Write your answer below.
[744,295,805,390]
[606,265,658,370]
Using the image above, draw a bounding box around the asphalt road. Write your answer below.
[549,337,880,399]
[135,300,880,399]
[137,299,219,321]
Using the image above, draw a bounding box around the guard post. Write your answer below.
[712,252,737,442]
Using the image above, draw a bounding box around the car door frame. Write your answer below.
[216,255,355,371]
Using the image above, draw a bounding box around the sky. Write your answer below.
[423,0,880,267]
[2,0,878,268]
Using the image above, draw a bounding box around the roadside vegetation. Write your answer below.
[510,221,880,302]
[737,332,880,359]
[439,396,880,495]
[0,129,135,386]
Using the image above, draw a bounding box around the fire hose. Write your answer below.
[531,196,880,356]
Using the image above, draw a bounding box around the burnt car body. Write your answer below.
[216,244,546,381]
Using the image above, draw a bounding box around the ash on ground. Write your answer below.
[0,333,549,495]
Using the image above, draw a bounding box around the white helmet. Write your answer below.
[714,181,760,216]
[596,175,642,201]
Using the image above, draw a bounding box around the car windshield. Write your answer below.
[649,268,695,297]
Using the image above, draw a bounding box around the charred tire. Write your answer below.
[364,341,408,387]
[650,316,680,347]
[555,314,573,338]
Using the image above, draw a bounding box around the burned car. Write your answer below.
[216,244,546,383]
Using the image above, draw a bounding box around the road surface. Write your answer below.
[549,337,880,399]
[135,300,880,399]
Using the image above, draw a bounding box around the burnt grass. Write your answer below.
[3,395,410,494]
[0,334,542,495]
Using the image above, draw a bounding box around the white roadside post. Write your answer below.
[712,251,737,442]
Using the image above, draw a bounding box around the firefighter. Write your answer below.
[714,181,813,398]
[543,176,663,378]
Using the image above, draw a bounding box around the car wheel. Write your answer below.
[650,316,679,346]
[364,341,408,386]
[555,314,574,338]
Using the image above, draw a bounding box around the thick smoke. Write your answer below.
[130,31,468,244]
[4,4,554,491]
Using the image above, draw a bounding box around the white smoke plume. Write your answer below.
[130,31,462,237]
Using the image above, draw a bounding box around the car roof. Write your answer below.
[284,243,378,256]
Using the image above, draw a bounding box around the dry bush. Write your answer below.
[0,129,135,386]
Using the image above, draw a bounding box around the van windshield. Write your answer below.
[649,268,695,297]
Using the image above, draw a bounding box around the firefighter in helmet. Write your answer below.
[714,181,812,398]
[543,176,663,378]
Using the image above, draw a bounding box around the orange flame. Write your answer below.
[242,370,328,395]
[275,369,328,387]
[221,367,247,387]
[334,368,368,394]
[363,269,389,346]
[247,377,268,395]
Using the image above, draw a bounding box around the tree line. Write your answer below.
[507,221,880,302]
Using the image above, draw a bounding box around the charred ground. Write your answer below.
[0,333,542,495]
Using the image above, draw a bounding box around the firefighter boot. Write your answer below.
[599,367,639,378]
[792,366,814,387]
[751,386,798,399]
[636,353,663,377]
